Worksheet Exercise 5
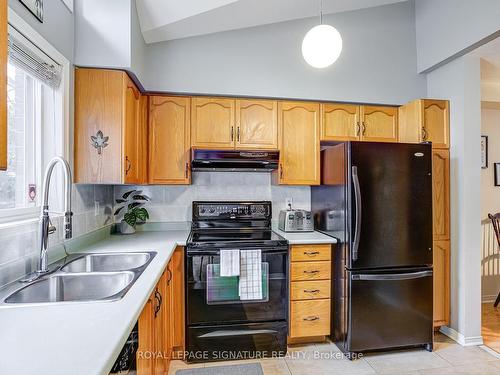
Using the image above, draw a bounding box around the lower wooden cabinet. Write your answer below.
[137,247,185,374]
[433,240,450,327]
[289,244,332,340]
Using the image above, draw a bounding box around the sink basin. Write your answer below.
[4,272,135,304]
[61,252,153,273]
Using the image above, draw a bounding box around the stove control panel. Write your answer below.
[194,202,270,219]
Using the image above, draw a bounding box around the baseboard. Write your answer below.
[481,295,497,304]
[439,326,484,346]
[479,345,500,359]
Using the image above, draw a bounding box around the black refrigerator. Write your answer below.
[311,141,434,358]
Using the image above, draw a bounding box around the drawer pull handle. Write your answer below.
[304,289,320,293]
[303,270,319,274]
[303,316,320,321]
[304,251,320,256]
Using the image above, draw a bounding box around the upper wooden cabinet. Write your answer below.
[191,97,235,149]
[74,68,147,184]
[0,0,6,171]
[321,103,360,141]
[236,99,278,149]
[191,97,278,150]
[320,104,398,143]
[398,99,449,149]
[276,101,320,185]
[360,105,398,143]
[149,96,191,184]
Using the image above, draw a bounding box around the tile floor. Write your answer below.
[482,303,500,354]
[169,334,500,375]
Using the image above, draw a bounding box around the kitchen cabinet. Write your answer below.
[191,97,235,149]
[289,244,332,341]
[276,101,320,185]
[137,271,169,375]
[167,246,185,357]
[321,103,360,141]
[74,68,147,184]
[398,99,450,149]
[432,150,450,241]
[0,0,6,171]
[149,96,191,184]
[433,240,450,327]
[235,99,278,149]
[360,105,398,143]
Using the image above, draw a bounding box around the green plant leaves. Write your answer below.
[123,211,137,227]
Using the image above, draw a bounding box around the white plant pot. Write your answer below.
[120,221,136,234]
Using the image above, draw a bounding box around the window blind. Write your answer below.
[7,25,62,89]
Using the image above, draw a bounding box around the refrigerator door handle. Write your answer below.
[351,270,433,281]
[352,166,362,261]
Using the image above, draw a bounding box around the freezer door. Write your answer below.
[349,142,433,269]
[347,268,433,353]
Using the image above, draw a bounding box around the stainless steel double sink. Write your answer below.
[3,252,157,304]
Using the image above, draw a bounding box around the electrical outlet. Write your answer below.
[94,201,100,216]
[285,197,293,210]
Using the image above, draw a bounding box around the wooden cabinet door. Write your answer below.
[278,101,320,185]
[167,247,185,357]
[191,97,235,149]
[137,292,155,375]
[124,77,142,184]
[74,69,124,183]
[361,106,398,143]
[0,0,6,171]
[423,100,449,149]
[149,96,191,184]
[432,150,450,240]
[433,240,450,327]
[154,271,169,375]
[321,103,360,141]
[235,99,278,149]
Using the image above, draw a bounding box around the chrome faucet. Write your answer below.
[37,156,73,274]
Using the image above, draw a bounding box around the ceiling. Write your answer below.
[136,0,408,43]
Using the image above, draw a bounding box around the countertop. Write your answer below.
[0,224,335,375]
[0,229,189,375]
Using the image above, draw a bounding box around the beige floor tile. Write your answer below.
[433,333,457,351]
[260,359,292,375]
[363,349,449,374]
[417,361,500,375]
[434,344,498,365]
[168,359,204,375]
[285,357,376,375]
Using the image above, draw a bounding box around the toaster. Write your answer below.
[278,209,314,232]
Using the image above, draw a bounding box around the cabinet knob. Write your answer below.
[356,122,361,136]
[185,162,189,179]
[280,164,283,179]
[303,316,320,321]
[125,156,132,175]
[362,122,367,135]
[237,126,240,142]
[303,289,320,293]
[231,126,234,141]
[422,127,428,141]
[304,251,320,256]
[303,270,319,274]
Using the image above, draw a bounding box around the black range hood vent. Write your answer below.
[191,149,279,172]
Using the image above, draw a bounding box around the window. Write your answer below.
[0,11,69,223]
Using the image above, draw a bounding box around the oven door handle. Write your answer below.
[198,329,278,338]
[187,249,289,257]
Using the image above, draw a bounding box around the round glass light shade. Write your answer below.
[302,24,343,68]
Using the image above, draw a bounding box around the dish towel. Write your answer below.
[220,249,240,277]
[239,249,262,300]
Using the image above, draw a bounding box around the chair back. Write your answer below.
[488,213,500,251]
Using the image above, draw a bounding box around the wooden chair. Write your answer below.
[487,213,500,308]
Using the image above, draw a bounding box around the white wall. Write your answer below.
[74,0,132,69]
[131,0,147,85]
[115,173,310,224]
[415,0,500,72]
[427,55,483,345]
[143,1,425,105]
[480,108,500,303]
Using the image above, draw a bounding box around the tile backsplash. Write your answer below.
[0,184,114,287]
[115,172,311,223]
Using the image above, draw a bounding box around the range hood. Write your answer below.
[191,149,279,172]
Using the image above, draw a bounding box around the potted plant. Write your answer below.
[114,190,150,234]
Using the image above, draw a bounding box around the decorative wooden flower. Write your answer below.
[90,130,109,155]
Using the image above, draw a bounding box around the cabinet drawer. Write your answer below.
[290,261,331,281]
[291,244,331,262]
[290,299,330,338]
[290,280,331,300]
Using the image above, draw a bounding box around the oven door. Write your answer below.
[186,247,288,325]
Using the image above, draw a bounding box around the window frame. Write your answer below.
[0,8,71,226]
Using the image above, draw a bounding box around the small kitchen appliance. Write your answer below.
[278,209,314,232]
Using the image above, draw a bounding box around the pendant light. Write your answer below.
[302,0,343,69]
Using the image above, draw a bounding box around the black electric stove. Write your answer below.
[185,201,289,363]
